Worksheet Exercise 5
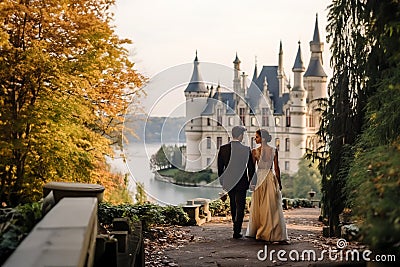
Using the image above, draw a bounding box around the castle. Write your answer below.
[184,15,327,174]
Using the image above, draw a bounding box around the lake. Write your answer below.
[109,142,222,205]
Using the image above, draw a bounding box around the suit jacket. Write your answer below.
[217,141,256,192]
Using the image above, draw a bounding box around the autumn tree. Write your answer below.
[0,0,144,205]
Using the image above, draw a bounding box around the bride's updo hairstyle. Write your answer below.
[257,129,272,143]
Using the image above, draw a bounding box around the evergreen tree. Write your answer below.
[313,0,400,244]
[312,0,374,236]
[346,0,400,254]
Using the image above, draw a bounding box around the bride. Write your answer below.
[245,129,289,243]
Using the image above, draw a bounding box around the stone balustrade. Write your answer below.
[3,197,98,267]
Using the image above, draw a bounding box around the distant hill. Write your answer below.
[124,114,186,143]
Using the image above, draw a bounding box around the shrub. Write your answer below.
[160,205,189,226]
[209,198,230,217]
[98,202,189,231]
[347,142,400,254]
[0,202,42,264]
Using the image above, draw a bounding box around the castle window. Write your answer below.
[206,137,211,149]
[207,158,211,166]
[228,117,234,126]
[286,109,291,127]
[207,118,211,126]
[275,138,280,151]
[251,116,257,126]
[251,137,255,148]
[239,108,246,126]
[285,161,290,171]
[275,117,280,126]
[285,138,290,151]
[217,108,222,126]
[308,111,315,127]
[217,137,222,149]
[262,108,269,126]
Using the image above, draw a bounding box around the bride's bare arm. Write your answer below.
[251,148,258,164]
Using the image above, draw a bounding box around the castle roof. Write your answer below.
[304,15,327,78]
[248,66,290,115]
[312,14,320,43]
[233,52,241,64]
[201,92,236,115]
[304,58,327,77]
[292,42,305,71]
[184,52,208,93]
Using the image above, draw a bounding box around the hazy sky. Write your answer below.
[112,0,333,116]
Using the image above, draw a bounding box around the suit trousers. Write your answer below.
[228,189,247,235]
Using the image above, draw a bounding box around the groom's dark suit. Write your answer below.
[218,140,255,238]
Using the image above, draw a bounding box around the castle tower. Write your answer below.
[304,14,327,101]
[184,51,209,171]
[289,42,308,169]
[233,53,243,97]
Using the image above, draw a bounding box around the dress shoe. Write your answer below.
[233,233,243,239]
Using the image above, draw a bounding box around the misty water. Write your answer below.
[109,142,222,205]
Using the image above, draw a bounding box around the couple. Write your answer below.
[217,126,288,243]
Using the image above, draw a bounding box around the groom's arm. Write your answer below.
[217,147,225,186]
[247,148,256,185]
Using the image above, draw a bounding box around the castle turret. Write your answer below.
[288,42,307,170]
[304,14,327,101]
[184,51,209,171]
[233,53,243,97]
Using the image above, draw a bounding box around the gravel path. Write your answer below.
[145,208,371,266]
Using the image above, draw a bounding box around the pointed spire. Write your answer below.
[312,14,320,43]
[233,52,241,64]
[208,85,214,98]
[305,14,327,77]
[252,56,258,81]
[217,82,222,101]
[263,76,268,87]
[278,40,284,76]
[184,51,208,93]
[293,41,305,71]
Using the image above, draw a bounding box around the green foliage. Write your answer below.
[309,0,400,237]
[135,181,147,204]
[158,167,216,185]
[150,145,185,170]
[98,202,189,231]
[0,202,42,264]
[209,198,231,217]
[347,142,400,253]
[160,205,189,226]
[281,159,321,199]
[345,1,400,253]
[282,198,314,209]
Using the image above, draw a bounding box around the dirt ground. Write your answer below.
[160,208,370,267]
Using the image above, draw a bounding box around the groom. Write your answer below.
[217,126,255,239]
